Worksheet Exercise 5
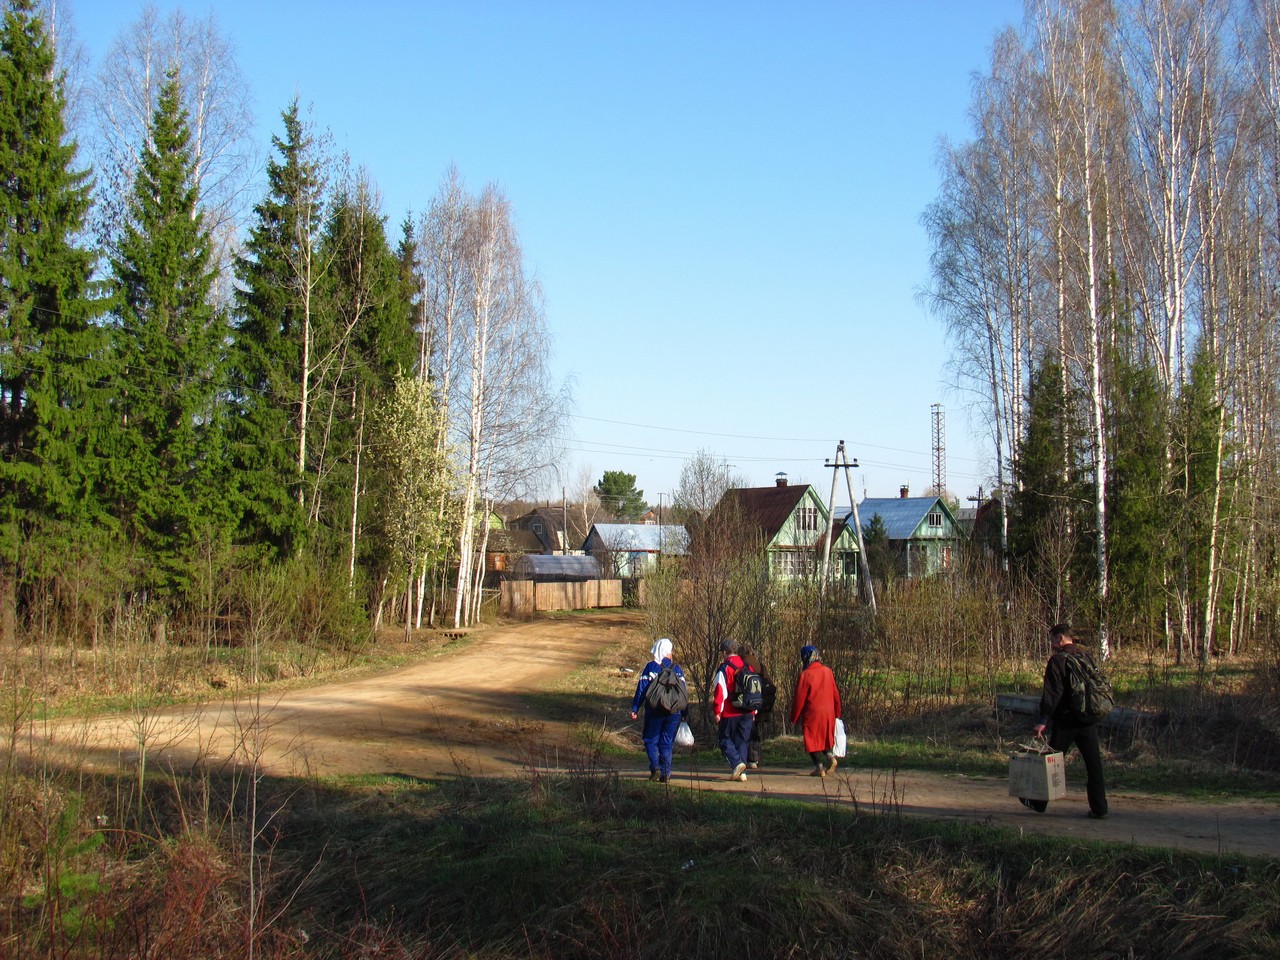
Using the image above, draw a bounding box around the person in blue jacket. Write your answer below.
[629,637,688,783]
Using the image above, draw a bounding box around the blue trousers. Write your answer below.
[643,710,682,777]
[717,714,754,770]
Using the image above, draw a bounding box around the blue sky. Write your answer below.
[71,1,1022,508]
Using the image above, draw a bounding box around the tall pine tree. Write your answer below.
[1107,356,1169,643]
[1172,346,1230,661]
[0,0,109,636]
[229,100,322,559]
[308,172,415,564]
[1011,358,1090,621]
[110,68,230,598]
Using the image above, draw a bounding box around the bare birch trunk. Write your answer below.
[348,395,364,591]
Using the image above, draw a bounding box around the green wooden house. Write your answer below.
[709,476,859,583]
[847,491,964,578]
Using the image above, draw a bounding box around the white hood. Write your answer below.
[651,637,673,663]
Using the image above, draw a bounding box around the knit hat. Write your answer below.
[800,645,820,666]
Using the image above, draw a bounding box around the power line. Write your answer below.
[562,444,989,486]
[571,412,985,464]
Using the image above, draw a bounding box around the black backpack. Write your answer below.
[1064,650,1114,724]
[644,665,689,714]
[731,663,765,712]
[760,673,777,713]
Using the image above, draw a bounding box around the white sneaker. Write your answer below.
[738,772,748,781]
[747,762,759,769]
[731,762,747,780]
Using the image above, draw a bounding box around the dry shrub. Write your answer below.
[304,921,476,960]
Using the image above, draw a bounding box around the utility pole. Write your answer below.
[822,440,877,614]
[549,462,568,555]
[657,492,664,563]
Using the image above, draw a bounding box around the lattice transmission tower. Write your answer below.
[931,403,946,495]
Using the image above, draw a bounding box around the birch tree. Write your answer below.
[90,5,255,290]
[438,182,564,628]
[371,374,451,640]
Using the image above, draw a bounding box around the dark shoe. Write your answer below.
[1019,798,1048,813]
[809,765,825,777]
[1086,809,1109,820]
[648,770,660,782]
[659,774,670,784]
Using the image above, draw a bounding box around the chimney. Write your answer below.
[775,472,788,488]
[899,484,910,499]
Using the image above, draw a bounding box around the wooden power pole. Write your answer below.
[822,440,877,614]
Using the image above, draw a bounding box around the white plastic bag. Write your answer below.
[675,721,695,749]
[832,718,848,758]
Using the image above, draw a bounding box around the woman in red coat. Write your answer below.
[789,645,842,776]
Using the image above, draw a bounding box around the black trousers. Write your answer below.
[1050,720,1108,816]
[747,716,769,764]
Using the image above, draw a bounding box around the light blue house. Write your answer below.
[582,523,688,578]
[844,493,963,579]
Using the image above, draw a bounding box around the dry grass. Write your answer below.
[1,713,1277,958]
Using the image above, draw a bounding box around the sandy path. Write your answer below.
[23,612,1280,860]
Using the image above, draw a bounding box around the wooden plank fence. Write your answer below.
[499,580,623,618]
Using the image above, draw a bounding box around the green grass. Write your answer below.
[846,734,1280,801]
[264,769,1280,959]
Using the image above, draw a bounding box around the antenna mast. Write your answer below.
[931,403,946,495]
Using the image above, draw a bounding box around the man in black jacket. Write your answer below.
[1030,623,1109,819]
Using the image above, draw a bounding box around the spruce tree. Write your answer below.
[1173,347,1230,656]
[1107,357,1169,640]
[229,100,321,559]
[0,0,109,631]
[110,68,230,596]
[1011,358,1090,617]
[309,175,415,562]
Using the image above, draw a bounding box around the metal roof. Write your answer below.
[712,484,814,540]
[846,497,956,541]
[509,554,601,577]
[584,524,688,554]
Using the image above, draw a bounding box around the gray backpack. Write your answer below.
[1065,651,1114,724]
[644,665,688,714]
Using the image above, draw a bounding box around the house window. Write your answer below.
[796,506,819,532]
[927,511,943,528]
[532,520,543,534]
[772,550,816,577]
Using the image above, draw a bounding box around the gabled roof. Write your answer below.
[714,483,813,540]
[585,523,688,554]
[512,508,564,532]
[486,528,543,554]
[846,496,959,541]
[813,518,858,554]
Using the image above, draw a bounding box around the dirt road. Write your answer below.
[28,613,1280,860]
